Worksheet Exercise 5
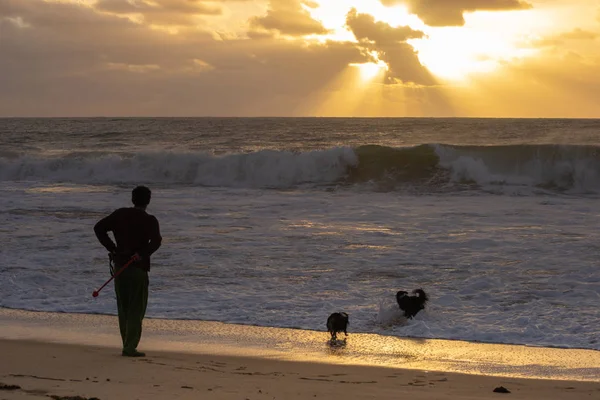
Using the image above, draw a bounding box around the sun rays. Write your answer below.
[4,0,597,117]
[303,0,544,83]
[351,61,387,81]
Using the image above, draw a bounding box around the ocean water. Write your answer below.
[1,118,599,351]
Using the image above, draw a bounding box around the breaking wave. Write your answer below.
[1,144,599,193]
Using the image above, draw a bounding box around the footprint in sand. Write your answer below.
[0,383,21,390]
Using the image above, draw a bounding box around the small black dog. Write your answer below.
[326,312,349,341]
[396,289,429,319]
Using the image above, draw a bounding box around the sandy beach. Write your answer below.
[1,308,599,400]
[2,339,600,400]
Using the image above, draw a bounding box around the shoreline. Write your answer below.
[1,308,599,383]
[4,305,598,352]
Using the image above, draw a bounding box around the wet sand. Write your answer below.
[1,308,599,399]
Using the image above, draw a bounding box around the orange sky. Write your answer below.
[1,0,599,117]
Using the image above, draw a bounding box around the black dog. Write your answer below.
[326,312,349,341]
[396,289,429,319]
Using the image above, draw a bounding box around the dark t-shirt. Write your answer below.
[94,207,162,271]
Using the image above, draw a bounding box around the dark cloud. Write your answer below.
[345,8,425,44]
[345,9,435,86]
[249,0,328,36]
[381,0,532,26]
[0,0,205,69]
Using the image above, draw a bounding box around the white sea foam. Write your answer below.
[1,144,599,193]
[0,147,358,188]
[375,298,406,327]
[435,144,600,193]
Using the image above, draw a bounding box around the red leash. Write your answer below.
[92,256,137,298]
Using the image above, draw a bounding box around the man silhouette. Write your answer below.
[94,186,162,357]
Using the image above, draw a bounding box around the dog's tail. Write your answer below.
[413,288,429,302]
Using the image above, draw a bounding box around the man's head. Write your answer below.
[132,186,151,208]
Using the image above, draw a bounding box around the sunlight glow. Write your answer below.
[305,0,424,42]
[409,10,546,80]
[409,27,536,80]
[350,61,387,81]
[305,1,545,81]
[301,64,386,117]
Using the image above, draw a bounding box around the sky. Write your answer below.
[1,0,599,117]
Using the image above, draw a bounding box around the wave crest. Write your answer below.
[0,147,358,188]
[2,144,599,193]
[436,144,600,192]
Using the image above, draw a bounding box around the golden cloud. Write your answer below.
[249,0,329,36]
[380,0,532,26]
[345,9,434,86]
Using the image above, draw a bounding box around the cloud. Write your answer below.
[95,0,222,15]
[380,0,532,26]
[92,0,254,29]
[345,9,435,86]
[558,28,597,40]
[533,28,598,47]
[106,63,162,73]
[5,0,595,117]
[93,0,222,28]
[345,8,425,44]
[249,0,328,36]
[0,0,372,116]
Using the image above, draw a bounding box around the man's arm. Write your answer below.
[140,216,162,258]
[94,210,119,254]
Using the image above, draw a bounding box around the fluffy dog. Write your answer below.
[396,289,429,319]
[326,312,349,341]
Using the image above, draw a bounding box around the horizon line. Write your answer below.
[2,116,600,120]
